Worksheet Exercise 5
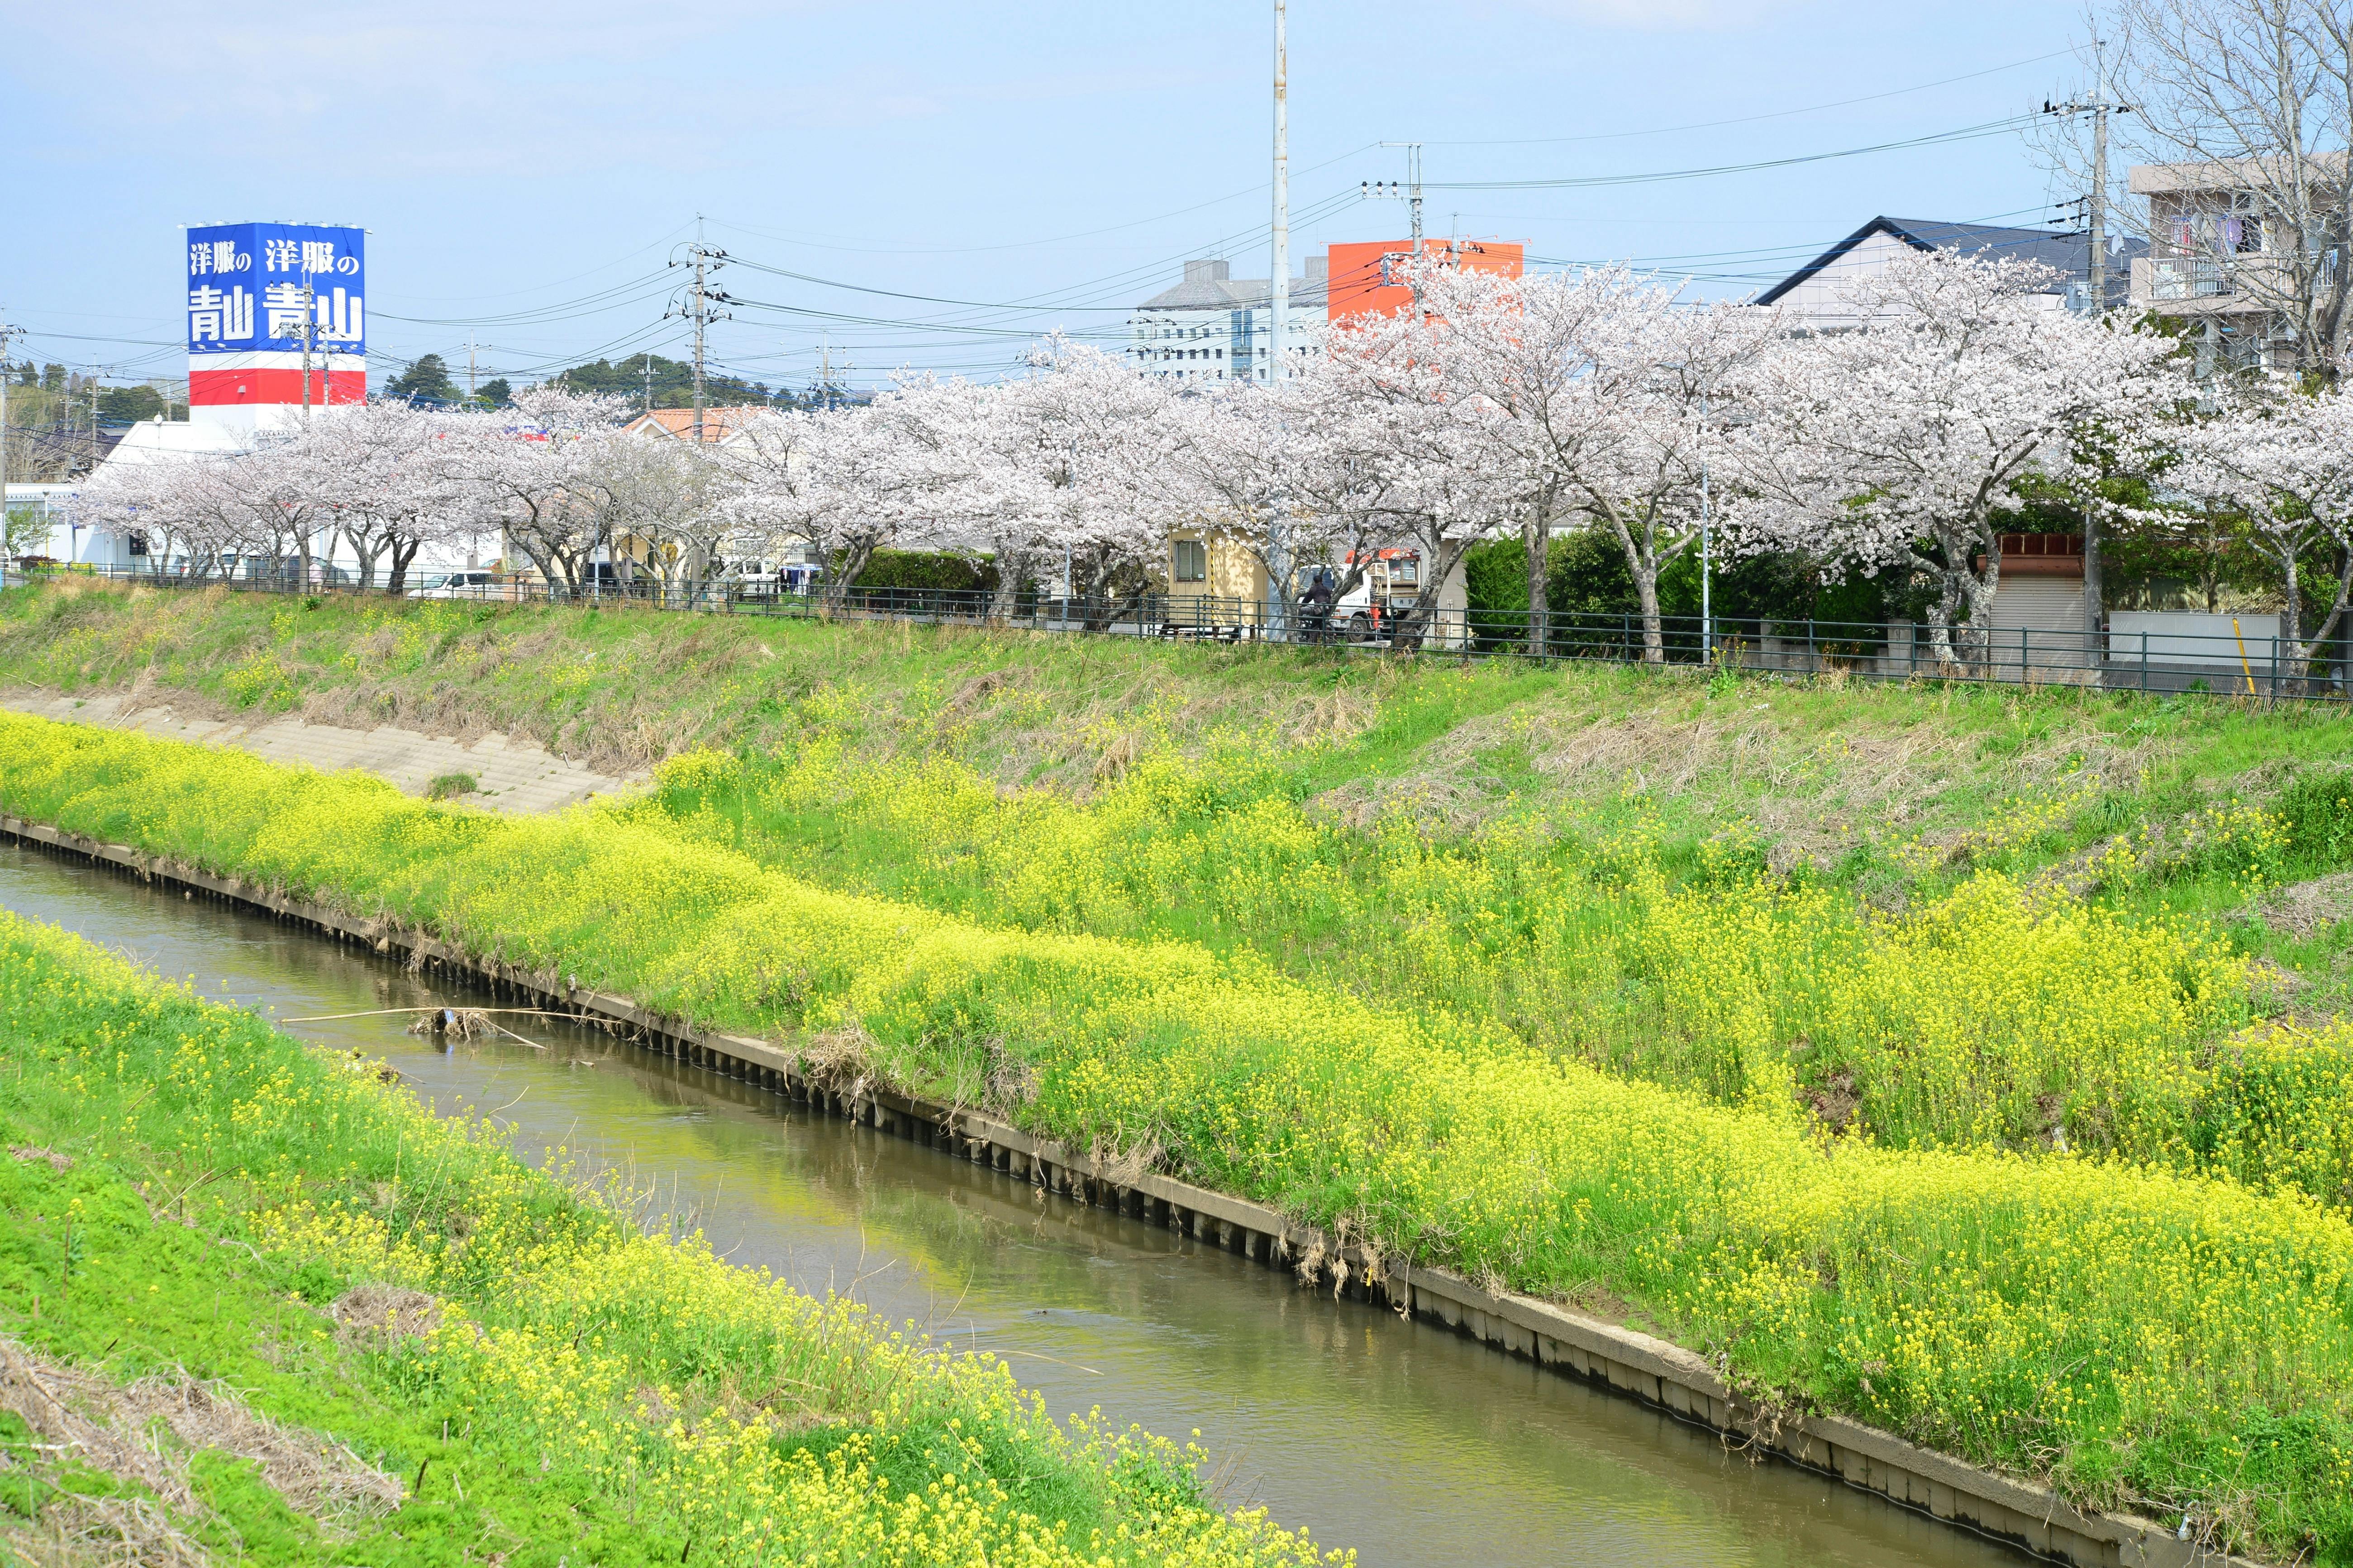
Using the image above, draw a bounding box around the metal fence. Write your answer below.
[10,560,2347,703]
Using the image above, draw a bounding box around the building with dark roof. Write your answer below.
[1756,216,2146,326]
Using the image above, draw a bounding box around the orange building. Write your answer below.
[1324,238,1524,320]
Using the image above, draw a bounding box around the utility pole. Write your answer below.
[1366,143,1427,302]
[1377,141,1424,256]
[298,266,317,422]
[2046,43,2125,312]
[691,242,708,443]
[674,220,730,446]
[2085,39,2110,657]
[1265,0,1293,642]
[2046,42,2127,654]
[2091,38,2110,316]
[467,336,477,402]
[0,320,14,552]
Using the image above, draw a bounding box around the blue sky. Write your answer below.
[5,0,2091,395]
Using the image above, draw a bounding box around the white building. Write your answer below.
[1129,257,1328,384]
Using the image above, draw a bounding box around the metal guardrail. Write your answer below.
[10,561,2348,702]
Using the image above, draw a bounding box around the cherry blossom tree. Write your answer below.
[296,400,460,592]
[447,386,630,595]
[864,374,1022,608]
[1152,378,1343,640]
[73,449,236,578]
[1723,250,2186,667]
[722,398,938,612]
[2167,371,2353,683]
[233,435,339,584]
[1403,260,1782,661]
[598,430,732,596]
[1380,261,1601,656]
[1002,342,1178,627]
[178,454,276,580]
[1299,303,1515,649]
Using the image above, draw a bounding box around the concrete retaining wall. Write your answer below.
[0,813,2252,1568]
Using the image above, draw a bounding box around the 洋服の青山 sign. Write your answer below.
[185,221,366,409]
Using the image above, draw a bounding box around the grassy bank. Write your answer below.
[14,583,2353,1152]
[4,713,2350,1561]
[0,906,1339,1567]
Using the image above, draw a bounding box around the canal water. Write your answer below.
[0,838,2023,1568]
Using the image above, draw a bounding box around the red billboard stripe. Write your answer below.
[189,367,367,406]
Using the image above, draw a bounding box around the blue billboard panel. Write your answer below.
[186,222,365,356]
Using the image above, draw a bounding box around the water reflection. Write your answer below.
[0,840,2024,1568]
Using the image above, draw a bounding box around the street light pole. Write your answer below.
[1265,0,1293,640]
[1699,390,1713,666]
[1269,0,1288,391]
[2045,43,2124,654]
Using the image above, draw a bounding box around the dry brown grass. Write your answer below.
[0,1336,404,1564]
[1308,679,2193,869]
[328,1285,440,1354]
[798,1025,879,1104]
[2259,871,2353,939]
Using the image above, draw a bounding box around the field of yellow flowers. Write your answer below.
[679,737,2310,1168]
[0,904,1344,1566]
[4,708,2352,1560]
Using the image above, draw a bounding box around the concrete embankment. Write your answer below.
[0,689,640,813]
[0,811,2253,1568]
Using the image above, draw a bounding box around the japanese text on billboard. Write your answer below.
[185,223,364,356]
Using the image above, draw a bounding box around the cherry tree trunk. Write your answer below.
[1523,507,1550,658]
[988,547,1029,623]
[1634,565,1666,665]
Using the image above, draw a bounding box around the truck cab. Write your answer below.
[1330,549,1423,642]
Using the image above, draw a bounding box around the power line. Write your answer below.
[1423,115,2039,192]
[373,221,698,304]
[1421,49,2075,147]
[715,188,1367,325]
[700,141,1384,258]
[371,271,676,329]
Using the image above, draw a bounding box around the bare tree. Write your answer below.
[2105,0,2353,372]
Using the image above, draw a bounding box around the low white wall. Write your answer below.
[2109,611,2281,673]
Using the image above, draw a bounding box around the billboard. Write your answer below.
[185,222,365,411]
[186,222,364,355]
[1324,238,1522,322]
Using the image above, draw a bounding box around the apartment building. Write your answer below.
[1128,257,1329,384]
[2127,154,2347,370]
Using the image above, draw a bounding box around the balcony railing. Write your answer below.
[2150,257,2231,300]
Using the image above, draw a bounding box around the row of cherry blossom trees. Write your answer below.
[72,248,2353,677]
[74,389,721,597]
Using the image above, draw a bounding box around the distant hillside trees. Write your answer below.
[553,353,810,412]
